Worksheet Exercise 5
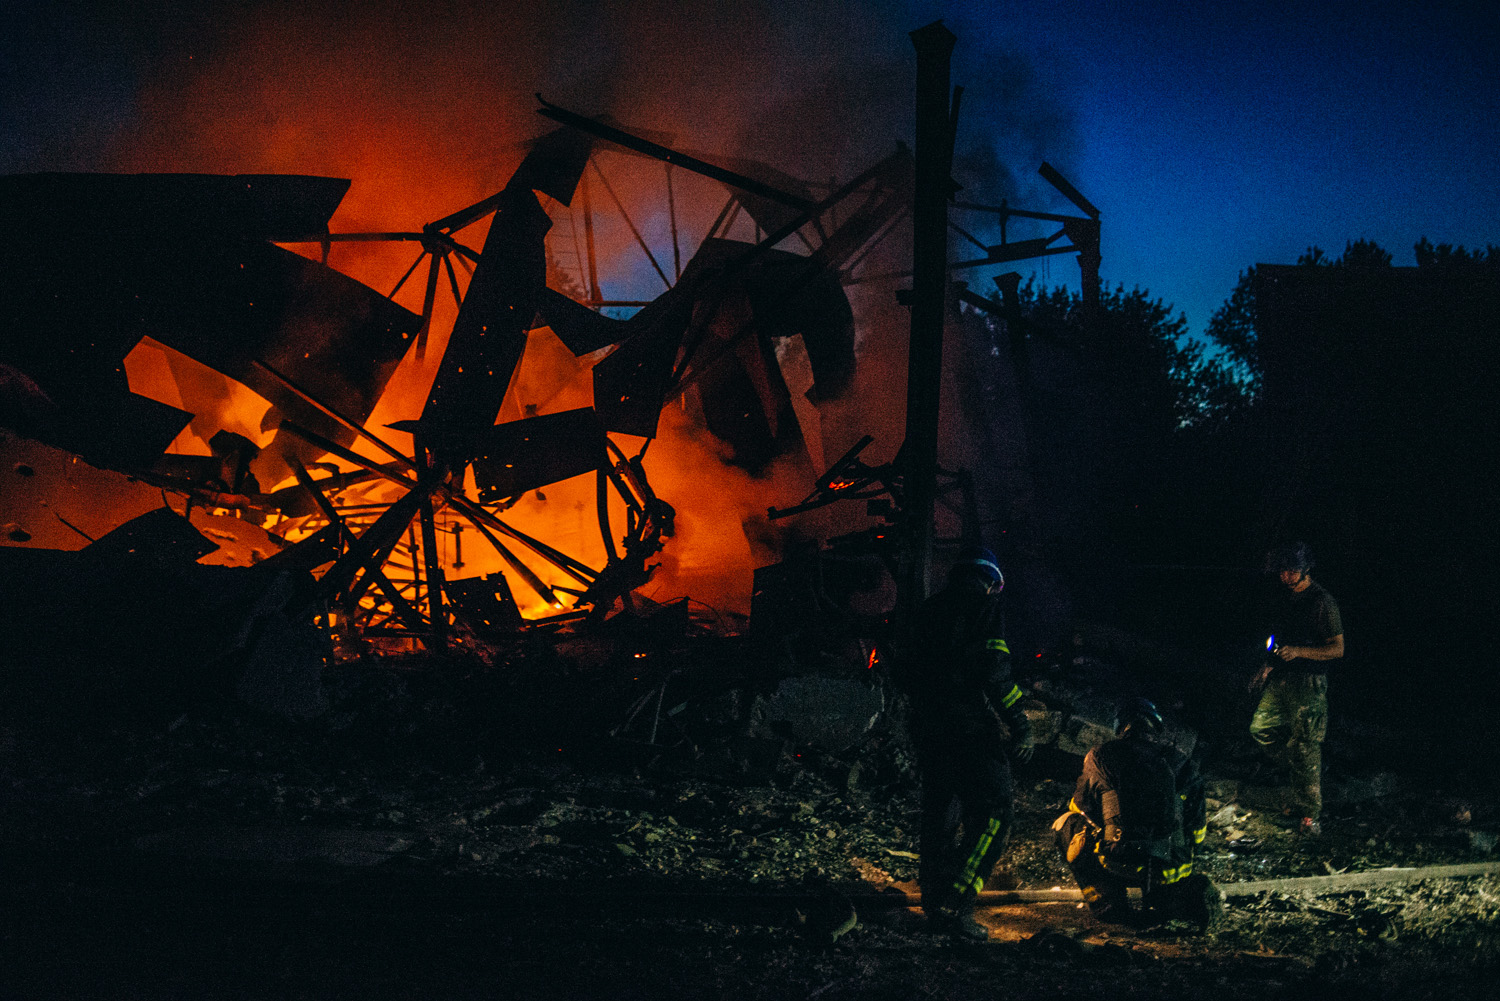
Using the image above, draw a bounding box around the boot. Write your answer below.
[926,890,988,941]
[1169,873,1225,933]
[930,902,989,941]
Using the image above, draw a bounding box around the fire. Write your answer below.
[14,9,922,636]
[122,337,277,457]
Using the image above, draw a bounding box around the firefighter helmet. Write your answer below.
[1114,697,1164,737]
[951,546,1003,591]
[1264,542,1313,575]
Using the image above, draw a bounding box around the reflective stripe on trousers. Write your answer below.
[952,817,1004,895]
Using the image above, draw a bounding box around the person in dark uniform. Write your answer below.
[1249,542,1344,835]
[1052,698,1218,930]
[897,547,1033,939]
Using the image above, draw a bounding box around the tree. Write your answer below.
[1205,237,1499,392]
[1003,279,1251,433]
[1413,237,1500,271]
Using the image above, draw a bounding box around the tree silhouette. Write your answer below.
[1206,237,1499,392]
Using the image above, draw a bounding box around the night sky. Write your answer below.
[3,0,1497,340]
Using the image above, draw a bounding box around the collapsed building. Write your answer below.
[1,55,1122,751]
[0,106,895,684]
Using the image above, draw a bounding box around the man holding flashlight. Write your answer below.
[1249,542,1344,835]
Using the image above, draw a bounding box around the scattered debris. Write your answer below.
[753,676,885,753]
[134,826,413,868]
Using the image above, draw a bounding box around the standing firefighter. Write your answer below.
[1250,542,1344,835]
[1052,698,1219,930]
[897,547,1034,940]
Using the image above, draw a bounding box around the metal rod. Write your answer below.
[597,467,619,563]
[951,201,1087,224]
[604,439,649,514]
[278,230,480,263]
[291,231,425,242]
[1039,161,1100,219]
[443,250,464,310]
[418,490,447,647]
[665,163,682,282]
[417,252,441,359]
[591,160,671,290]
[581,170,602,306]
[948,219,988,252]
[720,201,743,239]
[253,361,419,473]
[407,521,422,606]
[429,230,481,265]
[318,482,430,603]
[537,96,816,212]
[425,190,507,237]
[458,507,565,609]
[292,456,427,633]
[705,194,737,238]
[648,682,665,745]
[950,243,1078,269]
[51,510,97,543]
[451,496,597,585]
[390,248,428,299]
[276,420,418,490]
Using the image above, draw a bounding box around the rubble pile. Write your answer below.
[4,645,1499,997]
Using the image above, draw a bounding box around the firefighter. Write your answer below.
[1052,698,1218,930]
[897,547,1034,940]
[1249,542,1343,835]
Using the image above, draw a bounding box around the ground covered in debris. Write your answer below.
[4,651,1500,999]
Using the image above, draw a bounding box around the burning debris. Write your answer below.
[0,70,1106,723]
[0,99,921,673]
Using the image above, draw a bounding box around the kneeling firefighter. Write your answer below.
[1052,698,1220,930]
[896,547,1034,940]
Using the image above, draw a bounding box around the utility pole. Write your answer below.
[901,20,960,617]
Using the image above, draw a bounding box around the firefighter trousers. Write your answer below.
[916,746,1014,906]
[1052,812,1193,922]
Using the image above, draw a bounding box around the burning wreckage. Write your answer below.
[0,94,1114,755]
[0,97,907,714]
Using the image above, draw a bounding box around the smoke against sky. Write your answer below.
[4,0,1497,331]
[3,2,1073,231]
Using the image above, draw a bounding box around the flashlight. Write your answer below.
[1266,635,1280,655]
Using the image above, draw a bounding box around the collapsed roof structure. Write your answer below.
[0,100,918,657]
[1,67,1100,683]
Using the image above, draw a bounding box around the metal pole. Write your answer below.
[580,170,602,307]
[901,20,958,617]
[417,252,440,360]
[666,163,682,282]
[419,486,447,648]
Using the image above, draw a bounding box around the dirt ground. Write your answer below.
[4,651,1499,1000]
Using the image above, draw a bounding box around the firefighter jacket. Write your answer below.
[1067,734,1206,885]
[897,576,1031,755]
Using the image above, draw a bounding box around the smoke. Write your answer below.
[7,0,1081,614]
[9,3,1076,204]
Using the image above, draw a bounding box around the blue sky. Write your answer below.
[939,1,1500,335]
